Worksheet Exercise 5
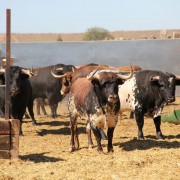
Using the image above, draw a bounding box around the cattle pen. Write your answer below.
[0,10,180,180]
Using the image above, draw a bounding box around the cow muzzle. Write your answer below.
[10,88,20,96]
[167,97,175,103]
[108,94,118,103]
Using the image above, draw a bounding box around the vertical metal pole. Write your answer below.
[5,9,11,120]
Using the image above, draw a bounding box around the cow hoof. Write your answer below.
[32,122,38,126]
[97,148,103,153]
[156,134,164,140]
[88,144,94,150]
[137,137,144,140]
[108,147,114,153]
[69,146,75,152]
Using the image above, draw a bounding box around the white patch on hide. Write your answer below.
[118,76,140,113]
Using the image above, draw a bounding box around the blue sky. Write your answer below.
[0,0,180,33]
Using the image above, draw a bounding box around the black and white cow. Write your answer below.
[118,70,180,139]
[68,69,133,152]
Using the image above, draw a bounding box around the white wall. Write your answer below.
[0,39,180,95]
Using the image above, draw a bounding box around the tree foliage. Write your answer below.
[57,35,62,41]
[83,27,114,41]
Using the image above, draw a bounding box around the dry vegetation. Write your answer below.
[1,29,180,42]
[0,96,180,180]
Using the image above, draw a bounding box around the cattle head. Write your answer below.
[0,66,34,96]
[51,70,73,95]
[86,68,133,104]
[150,72,180,103]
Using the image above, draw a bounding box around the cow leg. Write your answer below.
[91,127,103,152]
[86,122,93,149]
[69,116,78,152]
[36,101,41,115]
[49,105,56,118]
[129,111,134,119]
[107,127,115,152]
[27,100,37,126]
[19,120,23,136]
[153,116,164,139]
[54,104,58,118]
[49,104,58,118]
[135,112,144,140]
[41,104,48,115]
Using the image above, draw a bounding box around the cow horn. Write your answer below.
[87,66,134,80]
[72,67,76,72]
[150,76,160,81]
[51,70,67,78]
[175,75,180,80]
[86,68,99,80]
[0,68,5,74]
[21,69,34,77]
[116,65,134,80]
[55,67,63,71]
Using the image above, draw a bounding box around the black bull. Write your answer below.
[0,66,36,135]
[119,70,180,139]
[30,64,75,118]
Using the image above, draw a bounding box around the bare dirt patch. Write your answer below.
[0,97,180,180]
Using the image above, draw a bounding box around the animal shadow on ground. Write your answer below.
[20,152,64,163]
[37,126,86,136]
[38,120,69,127]
[118,137,180,151]
[38,120,85,127]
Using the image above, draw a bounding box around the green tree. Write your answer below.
[83,27,114,41]
[57,35,62,41]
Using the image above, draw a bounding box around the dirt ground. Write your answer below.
[0,96,180,180]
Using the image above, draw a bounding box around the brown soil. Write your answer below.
[0,97,180,180]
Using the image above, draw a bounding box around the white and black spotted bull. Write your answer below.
[118,70,180,140]
[68,68,133,152]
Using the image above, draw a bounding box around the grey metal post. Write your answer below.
[5,9,11,120]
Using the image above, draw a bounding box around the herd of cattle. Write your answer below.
[0,63,179,152]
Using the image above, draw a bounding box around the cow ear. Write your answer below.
[176,79,180,86]
[117,79,125,85]
[150,75,160,81]
[91,79,100,86]
[21,74,29,80]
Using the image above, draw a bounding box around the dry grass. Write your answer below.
[0,97,180,180]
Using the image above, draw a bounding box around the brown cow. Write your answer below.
[68,68,133,152]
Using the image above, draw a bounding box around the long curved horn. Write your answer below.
[21,69,34,77]
[51,70,67,78]
[72,66,76,72]
[0,69,5,74]
[87,66,133,80]
[87,68,99,80]
[55,67,63,71]
[175,75,180,80]
[150,76,160,81]
[116,65,134,80]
